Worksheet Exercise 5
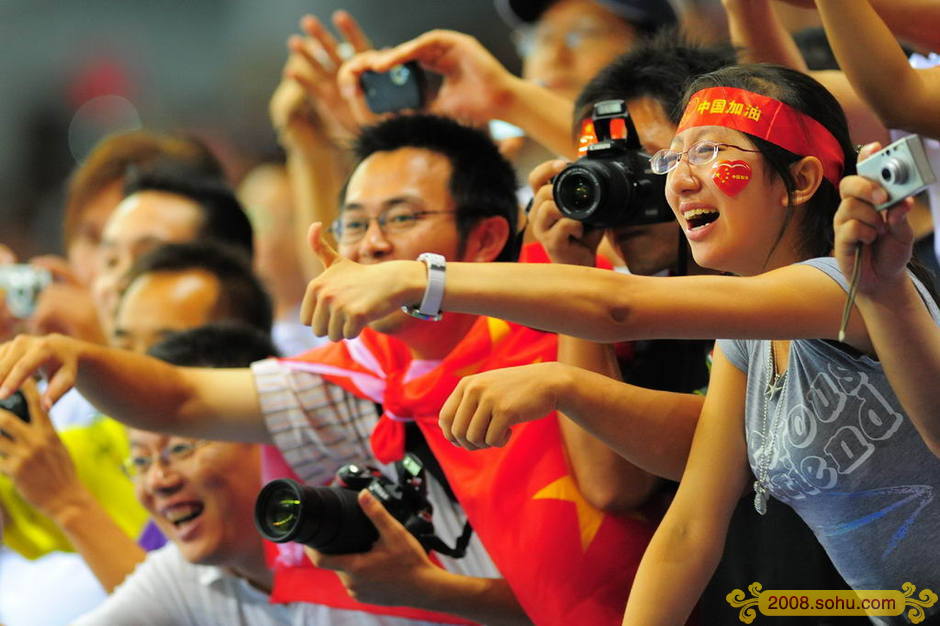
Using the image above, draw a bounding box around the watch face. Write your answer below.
[401,304,443,322]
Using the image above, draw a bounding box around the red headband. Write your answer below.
[677,87,845,187]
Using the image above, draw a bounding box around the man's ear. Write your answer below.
[461,216,511,262]
[787,155,825,206]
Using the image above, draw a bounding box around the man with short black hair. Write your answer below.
[112,241,273,353]
[93,163,254,329]
[122,163,254,258]
[0,114,654,625]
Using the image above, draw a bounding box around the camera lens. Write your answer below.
[881,158,909,185]
[554,166,604,220]
[560,173,597,212]
[254,478,379,554]
[389,65,410,86]
[261,485,302,540]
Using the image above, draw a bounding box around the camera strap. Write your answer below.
[420,519,474,559]
[402,420,458,502]
[398,417,475,559]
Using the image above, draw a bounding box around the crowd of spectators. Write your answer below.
[0,1,937,624]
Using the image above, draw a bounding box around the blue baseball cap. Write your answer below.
[496,0,678,34]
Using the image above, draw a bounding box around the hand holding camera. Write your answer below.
[254,453,468,557]
[24,256,107,345]
[0,379,84,521]
[338,30,516,125]
[856,135,936,212]
[528,159,606,267]
[834,138,934,335]
[305,488,445,608]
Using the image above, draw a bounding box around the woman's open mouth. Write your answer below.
[683,208,720,230]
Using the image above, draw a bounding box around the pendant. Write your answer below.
[753,481,768,515]
[766,375,785,396]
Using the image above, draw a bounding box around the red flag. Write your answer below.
[278,316,653,624]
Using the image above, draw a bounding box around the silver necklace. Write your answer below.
[754,340,788,515]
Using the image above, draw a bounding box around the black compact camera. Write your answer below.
[0,390,30,437]
[361,62,426,114]
[254,453,468,556]
[553,100,672,228]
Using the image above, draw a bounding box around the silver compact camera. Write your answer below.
[0,265,51,318]
[856,134,937,211]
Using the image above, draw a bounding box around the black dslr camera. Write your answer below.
[254,453,468,556]
[553,100,672,228]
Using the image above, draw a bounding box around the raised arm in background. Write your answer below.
[337,30,577,159]
[723,0,889,145]
[271,11,372,281]
[810,0,940,138]
[775,0,940,52]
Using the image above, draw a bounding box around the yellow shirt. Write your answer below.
[1,416,149,559]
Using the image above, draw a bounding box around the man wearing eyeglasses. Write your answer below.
[0,113,657,624]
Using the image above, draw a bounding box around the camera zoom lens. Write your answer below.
[881,158,909,185]
[254,478,380,553]
[264,488,301,539]
[559,173,597,212]
[256,483,303,540]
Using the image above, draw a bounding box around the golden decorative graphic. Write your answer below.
[726,582,763,624]
[900,582,938,624]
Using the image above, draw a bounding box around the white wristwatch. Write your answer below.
[401,253,446,321]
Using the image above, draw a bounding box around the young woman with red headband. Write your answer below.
[301,62,939,620]
[228,64,939,622]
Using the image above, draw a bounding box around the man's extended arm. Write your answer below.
[0,334,268,443]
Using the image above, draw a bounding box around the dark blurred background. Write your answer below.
[0,0,524,258]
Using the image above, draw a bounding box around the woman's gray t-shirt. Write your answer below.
[718,257,940,615]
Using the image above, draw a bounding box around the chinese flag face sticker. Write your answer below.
[712,160,752,197]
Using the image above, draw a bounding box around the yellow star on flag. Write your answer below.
[533,475,605,552]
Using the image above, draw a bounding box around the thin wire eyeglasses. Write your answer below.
[122,440,211,480]
[330,207,457,245]
[649,140,762,175]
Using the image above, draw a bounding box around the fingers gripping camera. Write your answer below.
[856,134,937,211]
[254,453,471,557]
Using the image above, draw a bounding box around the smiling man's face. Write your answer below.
[129,431,260,568]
